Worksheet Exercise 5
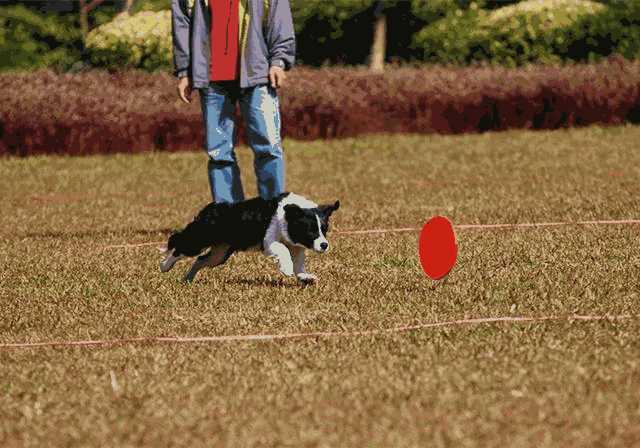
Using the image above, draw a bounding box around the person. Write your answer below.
[171,0,295,203]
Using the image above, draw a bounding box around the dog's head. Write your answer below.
[284,200,340,253]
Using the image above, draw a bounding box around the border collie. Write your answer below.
[159,192,340,284]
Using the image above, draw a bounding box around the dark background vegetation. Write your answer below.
[3,0,638,70]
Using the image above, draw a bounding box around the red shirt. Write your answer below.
[210,0,240,81]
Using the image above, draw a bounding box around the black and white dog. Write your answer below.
[160,192,340,284]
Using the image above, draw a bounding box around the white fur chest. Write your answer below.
[263,193,318,249]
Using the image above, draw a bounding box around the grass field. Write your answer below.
[1,126,640,447]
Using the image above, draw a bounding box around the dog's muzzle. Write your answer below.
[313,239,329,253]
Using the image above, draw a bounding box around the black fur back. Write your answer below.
[168,193,288,257]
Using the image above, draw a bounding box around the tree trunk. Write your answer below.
[79,0,107,42]
[79,0,89,40]
[370,3,386,73]
[123,0,135,14]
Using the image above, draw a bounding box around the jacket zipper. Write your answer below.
[224,0,232,55]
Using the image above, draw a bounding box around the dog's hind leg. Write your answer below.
[291,247,317,285]
[183,245,234,283]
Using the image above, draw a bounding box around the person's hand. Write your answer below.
[269,66,286,89]
[177,76,192,103]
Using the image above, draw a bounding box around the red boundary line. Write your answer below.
[101,219,640,249]
[0,314,631,350]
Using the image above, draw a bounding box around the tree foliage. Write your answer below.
[0,4,82,71]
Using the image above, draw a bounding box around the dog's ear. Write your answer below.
[319,200,340,218]
[284,204,304,221]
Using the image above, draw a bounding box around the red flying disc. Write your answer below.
[419,216,457,280]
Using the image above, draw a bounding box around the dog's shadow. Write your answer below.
[21,227,173,240]
[225,276,307,289]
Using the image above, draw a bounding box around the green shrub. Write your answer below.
[412,0,629,66]
[410,0,494,23]
[85,10,172,71]
[558,0,640,62]
[0,5,82,71]
[411,2,488,65]
[480,0,606,66]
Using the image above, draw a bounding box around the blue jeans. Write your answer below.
[199,81,285,203]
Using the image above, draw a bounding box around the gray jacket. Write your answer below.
[171,0,296,89]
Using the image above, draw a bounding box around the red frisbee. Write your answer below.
[419,216,457,280]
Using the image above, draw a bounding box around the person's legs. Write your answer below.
[200,81,244,203]
[239,84,285,200]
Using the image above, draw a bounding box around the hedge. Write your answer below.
[1,58,639,156]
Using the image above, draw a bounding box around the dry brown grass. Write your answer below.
[1,126,640,447]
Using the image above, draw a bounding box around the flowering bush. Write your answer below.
[85,10,172,71]
[480,0,605,65]
[486,0,603,25]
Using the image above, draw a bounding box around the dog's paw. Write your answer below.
[182,273,195,283]
[278,260,294,277]
[296,273,317,285]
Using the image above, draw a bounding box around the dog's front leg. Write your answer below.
[160,249,184,273]
[264,241,294,277]
[291,247,317,285]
